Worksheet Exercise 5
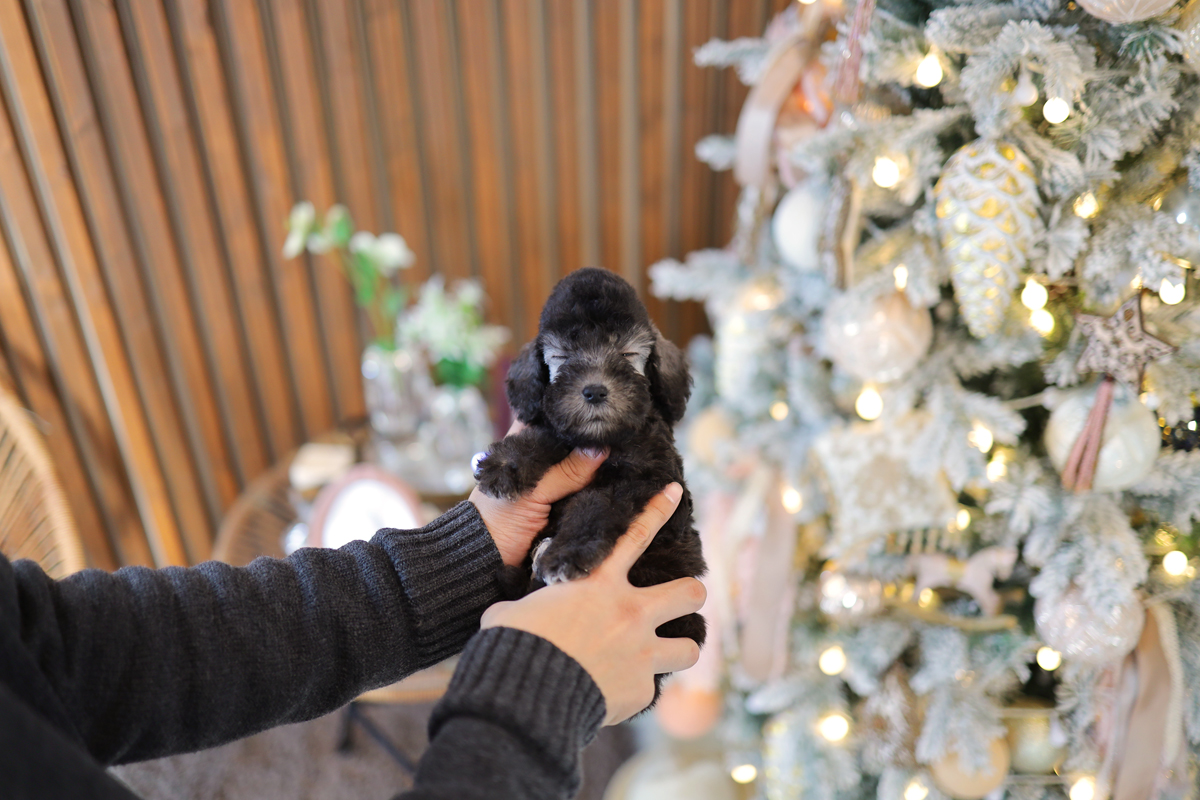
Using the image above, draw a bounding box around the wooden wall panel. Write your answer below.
[0,0,773,568]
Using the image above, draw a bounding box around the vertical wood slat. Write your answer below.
[0,0,763,568]
[215,0,335,440]
[2,0,182,565]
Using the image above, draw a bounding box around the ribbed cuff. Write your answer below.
[374,501,504,662]
[430,627,607,786]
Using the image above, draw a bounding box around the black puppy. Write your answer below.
[474,268,706,674]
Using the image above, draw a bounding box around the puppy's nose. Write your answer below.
[582,384,608,405]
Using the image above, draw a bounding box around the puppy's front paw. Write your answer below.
[532,538,599,585]
[473,451,531,500]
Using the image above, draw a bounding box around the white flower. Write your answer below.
[282,201,316,259]
[350,232,416,275]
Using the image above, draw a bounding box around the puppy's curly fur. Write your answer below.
[475,268,706,693]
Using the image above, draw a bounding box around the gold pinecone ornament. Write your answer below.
[934,140,1043,338]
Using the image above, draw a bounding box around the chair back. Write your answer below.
[0,389,86,577]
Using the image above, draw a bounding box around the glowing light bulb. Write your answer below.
[894,264,909,291]
[1037,646,1062,671]
[1013,70,1039,107]
[1042,97,1071,124]
[817,713,850,742]
[1163,550,1189,576]
[1074,191,1099,219]
[731,764,758,783]
[967,422,993,453]
[748,289,776,310]
[797,0,818,6]
[1070,777,1096,800]
[956,508,972,530]
[1021,278,1048,310]
[1159,278,1186,305]
[782,486,804,514]
[918,588,935,608]
[905,780,930,800]
[1030,308,1055,335]
[872,156,901,188]
[856,385,883,420]
[915,52,943,88]
[770,401,790,421]
[819,645,847,676]
[986,453,1008,482]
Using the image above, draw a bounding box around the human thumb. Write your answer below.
[528,448,608,504]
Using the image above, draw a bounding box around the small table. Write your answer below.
[211,431,468,704]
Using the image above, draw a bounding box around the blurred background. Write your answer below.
[0,0,789,571]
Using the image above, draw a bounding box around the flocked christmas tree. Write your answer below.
[650,0,1200,798]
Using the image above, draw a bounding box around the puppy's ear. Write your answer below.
[646,326,691,425]
[505,341,548,423]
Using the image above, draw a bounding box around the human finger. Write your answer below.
[651,636,701,675]
[527,449,608,505]
[505,419,526,437]
[643,577,706,626]
[599,484,683,577]
[480,600,515,629]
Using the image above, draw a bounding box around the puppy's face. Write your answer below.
[539,326,656,446]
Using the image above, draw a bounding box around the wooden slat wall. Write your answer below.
[0,0,786,570]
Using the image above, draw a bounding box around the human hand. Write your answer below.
[480,483,705,725]
[469,421,608,567]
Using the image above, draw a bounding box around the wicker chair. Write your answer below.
[0,389,86,577]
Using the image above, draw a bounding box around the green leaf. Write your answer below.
[323,205,354,249]
[434,357,487,389]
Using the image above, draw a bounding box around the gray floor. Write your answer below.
[111,701,635,800]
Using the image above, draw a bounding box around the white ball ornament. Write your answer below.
[772,177,829,271]
[1077,0,1176,23]
[823,290,933,383]
[1034,586,1144,666]
[1044,381,1161,492]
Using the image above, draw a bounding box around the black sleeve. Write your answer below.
[1,501,503,766]
[397,627,606,800]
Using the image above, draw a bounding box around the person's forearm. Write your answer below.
[396,627,605,800]
[4,501,503,765]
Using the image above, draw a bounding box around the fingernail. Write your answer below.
[580,448,606,460]
[664,483,682,504]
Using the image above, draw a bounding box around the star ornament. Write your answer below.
[1075,294,1176,389]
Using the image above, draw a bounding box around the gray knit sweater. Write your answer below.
[0,501,606,799]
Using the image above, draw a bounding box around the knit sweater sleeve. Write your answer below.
[2,501,502,766]
[399,627,607,800]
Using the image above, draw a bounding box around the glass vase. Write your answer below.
[361,344,426,440]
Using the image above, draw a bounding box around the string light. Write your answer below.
[1021,278,1048,310]
[731,764,758,784]
[1030,308,1056,335]
[1069,777,1096,800]
[956,508,972,530]
[782,486,804,514]
[872,156,901,188]
[1159,278,1186,305]
[770,401,790,421]
[1163,550,1189,576]
[1013,70,1039,107]
[915,52,944,88]
[1042,97,1071,124]
[904,780,929,800]
[819,645,848,676]
[1036,646,1062,671]
[856,385,883,420]
[817,713,850,742]
[967,422,993,453]
[894,264,909,291]
[918,588,935,608]
[986,453,1008,482]
[1074,191,1099,219]
[797,0,818,6]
